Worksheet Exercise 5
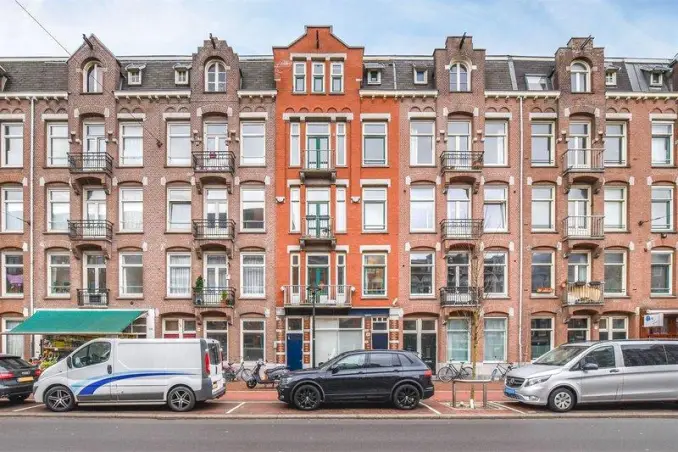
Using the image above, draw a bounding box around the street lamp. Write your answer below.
[307,284,323,368]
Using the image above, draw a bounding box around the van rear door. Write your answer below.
[207,341,224,396]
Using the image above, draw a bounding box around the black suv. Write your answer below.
[0,354,40,403]
[277,350,434,410]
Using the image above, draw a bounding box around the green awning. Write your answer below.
[6,310,145,335]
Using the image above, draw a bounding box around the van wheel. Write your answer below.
[393,384,420,410]
[548,387,575,412]
[45,386,75,412]
[167,386,196,412]
[293,384,321,410]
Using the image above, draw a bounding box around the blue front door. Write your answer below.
[286,333,303,370]
[371,332,388,350]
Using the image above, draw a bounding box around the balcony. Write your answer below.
[561,148,605,174]
[68,152,113,175]
[440,151,484,172]
[192,219,235,241]
[440,286,482,307]
[562,281,604,306]
[300,149,336,182]
[193,287,235,308]
[300,216,335,248]
[562,215,604,240]
[77,288,110,307]
[440,219,483,241]
[192,151,235,174]
[283,285,352,311]
[68,220,113,241]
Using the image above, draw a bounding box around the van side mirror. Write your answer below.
[66,356,72,369]
[582,362,598,372]
[330,365,340,374]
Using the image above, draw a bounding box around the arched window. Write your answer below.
[449,62,469,92]
[570,61,590,93]
[83,61,103,93]
[205,60,226,92]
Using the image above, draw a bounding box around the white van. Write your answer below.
[33,338,225,412]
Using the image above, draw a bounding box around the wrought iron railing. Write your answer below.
[562,215,604,239]
[561,148,605,172]
[192,151,235,173]
[562,281,604,306]
[193,287,235,307]
[440,219,483,240]
[192,219,236,240]
[77,288,109,307]
[303,216,334,240]
[68,152,113,174]
[68,220,113,241]
[303,149,335,171]
[439,286,482,307]
[283,285,352,307]
[440,151,484,171]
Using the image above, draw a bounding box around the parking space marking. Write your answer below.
[490,401,528,414]
[226,402,246,414]
[13,404,42,412]
[419,402,441,415]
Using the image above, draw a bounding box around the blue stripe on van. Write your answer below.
[78,371,192,396]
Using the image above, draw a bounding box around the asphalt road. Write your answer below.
[0,417,673,452]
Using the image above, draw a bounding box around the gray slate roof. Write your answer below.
[0,60,67,92]
[239,60,275,90]
[511,59,555,91]
[361,58,435,90]
[485,59,513,91]
[119,60,181,91]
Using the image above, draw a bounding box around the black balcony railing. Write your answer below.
[68,220,113,241]
[283,285,352,307]
[68,152,113,174]
[562,215,604,239]
[77,288,109,307]
[192,219,235,241]
[440,151,484,171]
[440,286,482,307]
[302,216,334,240]
[193,287,235,307]
[304,149,335,170]
[192,151,235,173]
[562,281,604,306]
[440,219,483,240]
[561,148,605,173]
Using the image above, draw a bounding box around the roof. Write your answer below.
[0,60,67,92]
[239,60,275,90]
[119,59,179,90]
[361,58,435,90]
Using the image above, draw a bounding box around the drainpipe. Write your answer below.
[518,96,524,364]
[29,96,35,357]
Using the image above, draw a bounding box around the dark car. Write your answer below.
[277,350,434,410]
[0,354,40,403]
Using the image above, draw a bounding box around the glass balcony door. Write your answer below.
[307,255,330,304]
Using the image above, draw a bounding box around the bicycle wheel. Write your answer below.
[437,366,454,382]
[458,366,472,379]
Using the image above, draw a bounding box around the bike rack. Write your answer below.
[451,379,492,408]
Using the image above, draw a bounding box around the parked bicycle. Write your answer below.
[437,361,473,382]
[490,362,515,381]
[222,359,253,382]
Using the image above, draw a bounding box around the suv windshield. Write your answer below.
[534,345,589,366]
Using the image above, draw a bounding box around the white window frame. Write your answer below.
[483,317,507,363]
[336,187,346,233]
[362,186,387,232]
[483,185,508,233]
[1,317,24,356]
[174,69,189,85]
[127,69,141,85]
[240,252,265,298]
[204,317,229,357]
[336,253,346,288]
[240,318,266,362]
[599,316,628,340]
[47,251,70,297]
[531,251,555,296]
[336,122,346,166]
[119,252,143,298]
[409,251,434,297]
[651,186,674,232]
[484,120,508,166]
[484,251,507,297]
[651,250,673,296]
[1,122,23,168]
[525,75,549,91]
[240,122,266,166]
[531,185,555,231]
[166,122,191,166]
[570,61,590,93]
[166,187,191,232]
[290,187,300,233]
[1,186,23,233]
[290,253,300,287]
[83,62,103,93]
[240,186,266,232]
[119,123,143,167]
[605,70,617,86]
[449,62,469,92]
[413,68,428,85]
[362,252,387,298]
[410,121,435,166]
[162,318,197,339]
[362,122,388,167]
[46,188,70,232]
[205,60,226,92]
[290,122,300,167]
[119,187,143,232]
[567,316,591,342]
[446,317,470,362]
[47,122,68,167]
[530,121,555,166]
[604,250,627,296]
[650,72,663,87]
[603,186,627,232]
[330,62,343,93]
[651,121,674,167]
[1,251,23,297]
[568,251,591,283]
[312,61,325,93]
[166,252,191,298]
[366,69,381,85]
[293,62,306,93]
[604,121,626,166]
[530,317,554,359]
[409,185,435,233]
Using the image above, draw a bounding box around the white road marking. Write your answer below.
[13,404,42,412]
[491,401,528,413]
[226,402,246,414]
[420,402,441,415]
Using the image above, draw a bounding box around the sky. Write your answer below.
[1,0,677,59]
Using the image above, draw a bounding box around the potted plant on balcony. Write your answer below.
[220,290,229,305]
[194,276,204,306]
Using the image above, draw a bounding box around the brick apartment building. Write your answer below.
[1,26,678,372]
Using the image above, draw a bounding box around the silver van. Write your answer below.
[504,340,678,412]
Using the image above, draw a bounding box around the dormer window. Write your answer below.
[570,61,590,93]
[83,61,103,93]
[414,68,427,85]
[367,69,381,85]
[125,64,145,86]
[0,66,7,92]
[525,75,549,91]
[205,60,226,92]
[449,62,469,92]
[650,72,663,87]
[605,70,617,86]
[173,63,191,86]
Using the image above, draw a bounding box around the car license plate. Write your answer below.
[18,376,33,383]
[504,387,516,397]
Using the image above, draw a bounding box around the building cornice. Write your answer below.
[485,90,560,99]
[0,91,68,100]
[237,90,277,98]
[606,91,678,99]
[113,90,191,99]
[359,90,438,98]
